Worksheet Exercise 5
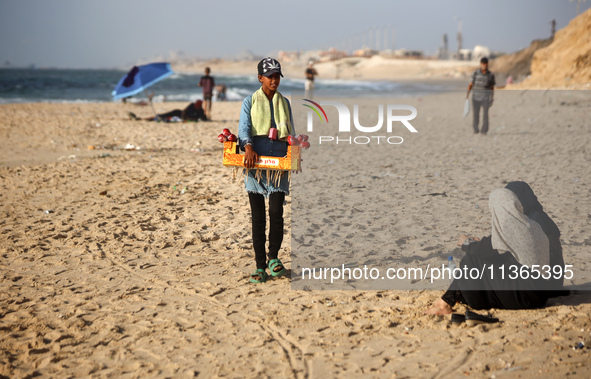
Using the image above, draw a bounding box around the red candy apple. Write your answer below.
[300,141,310,149]
[222,128,232,137]
[287,135,299,146]
[217,134,227,143]
[227,134,237,142]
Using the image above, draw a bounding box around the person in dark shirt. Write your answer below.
[129,100,207,122]
[304,61,318,99]
[466,57,495,135]
[198,67,215,120]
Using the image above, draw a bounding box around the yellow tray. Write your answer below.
[222,141,301,171]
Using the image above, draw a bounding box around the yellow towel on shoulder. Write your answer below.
[250,87,292,140]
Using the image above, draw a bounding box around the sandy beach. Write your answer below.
[1,85,590,378]
[173,56,478,82]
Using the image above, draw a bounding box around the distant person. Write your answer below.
[305,61,318,99]
[466,57,495,135]
[198,67,215,120]
[216,83,227,101]
[128,100,207,122]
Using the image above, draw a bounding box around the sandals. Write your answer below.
[250,269,268,283]
[451,311,499,326]
[249,259,286,283]
[465,310,499,326]
[268,259,286,277]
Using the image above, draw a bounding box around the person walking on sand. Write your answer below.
[466,57,495,135]
[304,61,318,99]
[198,67,215,120]
[238,57,295,283]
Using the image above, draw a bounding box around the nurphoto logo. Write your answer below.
[302,99,418,145]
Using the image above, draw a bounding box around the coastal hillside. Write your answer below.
[518,8,591,88]
[490,38,553,81]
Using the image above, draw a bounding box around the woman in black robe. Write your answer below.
[426,185,565,315]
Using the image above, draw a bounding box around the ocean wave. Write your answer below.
[0,69,445,104]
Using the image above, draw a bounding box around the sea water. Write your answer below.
[0,68,448,104]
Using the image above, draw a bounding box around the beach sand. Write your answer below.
[175,56,477,82]
[1,90,591,378]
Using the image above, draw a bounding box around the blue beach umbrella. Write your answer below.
[112,62,173,100]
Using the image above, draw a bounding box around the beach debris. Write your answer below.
[574,342,585,350]
[44,210,54,214]
[503,366,523,372]
[422,192,447,197]
[87,144,117,151]
[99,190,108,196]
[169,185,188,196]
[124,143,140,150]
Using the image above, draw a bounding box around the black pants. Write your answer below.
[442,251,549,310]
[157,110,183,119]
[248,192,285,270]
[472,98,490,134]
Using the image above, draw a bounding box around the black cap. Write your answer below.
[480,57,489,64]
[257,57,283,77]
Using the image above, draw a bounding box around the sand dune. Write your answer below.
[513,8,591,89]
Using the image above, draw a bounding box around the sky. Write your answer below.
[0,0,589,69]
